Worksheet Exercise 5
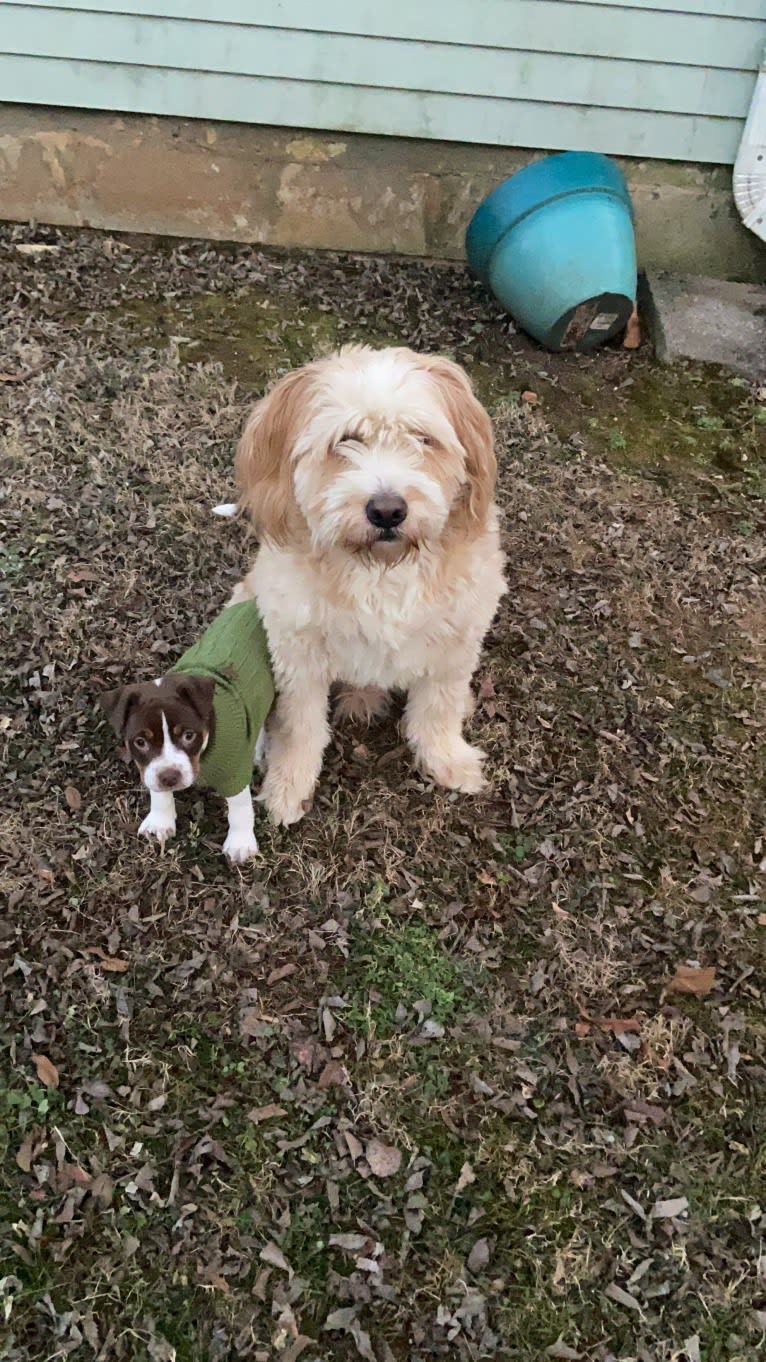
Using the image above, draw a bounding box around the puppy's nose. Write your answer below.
[158,767,183,790]
[365,492,408,530]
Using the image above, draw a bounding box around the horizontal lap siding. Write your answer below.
[1,1,765,163]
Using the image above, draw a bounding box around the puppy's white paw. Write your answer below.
[138,811,176,845]
[259,771,312,827]
[223,829,259,864]
[424,741,487,794]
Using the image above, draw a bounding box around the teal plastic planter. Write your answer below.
[465,152,637,351]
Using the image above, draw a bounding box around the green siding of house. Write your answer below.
[1,0,764,164]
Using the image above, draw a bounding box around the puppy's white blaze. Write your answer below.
[142,711,195,793]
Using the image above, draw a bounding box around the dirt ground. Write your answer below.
[1,223,766,1362]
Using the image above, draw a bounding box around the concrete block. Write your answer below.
[640,270,766,378]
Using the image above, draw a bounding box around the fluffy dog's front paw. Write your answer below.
[423,741,487,794]
[138,811,176,845]
[223,829,259,864]
[259,770,313,827]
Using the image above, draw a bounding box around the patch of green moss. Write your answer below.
[115,285,394,389]
[342,883,469,1036]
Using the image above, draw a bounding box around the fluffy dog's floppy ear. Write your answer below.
[235,366,316,543]
[419,354,496,534]
[99,685,140,736]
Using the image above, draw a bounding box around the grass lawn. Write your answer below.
[2,224,765,1362]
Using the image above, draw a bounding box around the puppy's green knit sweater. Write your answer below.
[171,602,275,799]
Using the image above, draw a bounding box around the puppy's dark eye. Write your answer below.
[335,430,361,451]
[415,433,432,446]
[133,736,149,754]
[180,730,198,746]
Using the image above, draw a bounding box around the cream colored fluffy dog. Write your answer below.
[234,344,506,827]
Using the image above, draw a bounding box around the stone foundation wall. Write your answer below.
[1,105,763,282]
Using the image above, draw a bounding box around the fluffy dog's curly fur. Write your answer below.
[233,344,506,826]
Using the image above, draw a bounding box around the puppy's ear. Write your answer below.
[172,674,216,721]
[235,366,315,544]
[420,354,496,534]
[99,685,140,736]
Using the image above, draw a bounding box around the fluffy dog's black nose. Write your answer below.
[365,493,408,530]
[158,767,183,790]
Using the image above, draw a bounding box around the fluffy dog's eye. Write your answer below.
[180,730,198,746]
[133,736,149,753]
[415,433,432,446]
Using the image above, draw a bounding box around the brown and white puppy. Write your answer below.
[99,675,260,862]
[234,344,506,826]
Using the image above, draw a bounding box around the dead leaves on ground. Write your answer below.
[365,1138,402,1178]
[32,1054,59,1088]
[84,946,129,972]
[667,965,717,997]
[3,223,766,1360]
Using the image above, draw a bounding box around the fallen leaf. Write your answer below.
[82,1316,99,1350]
[281,1339,313,1362]
[16,1132,35,1172]
[621,1189,647,1220]
[521,390,538,404]
[67,568,100,583]
[81,1079,113,1099]
[324,1306,359,1331]
[344,1131,364,1162]
[259,1242,293,1277]
[146,1332,175,1362]
[317,1061,349,1089]
[667,965,716,996]
[605,1281,642,1311]
[466,1237,490,1274]
[32,1054,59,1089]
[349,1322,376,1362]
[323,1308,375,1361]
[64,785,82,811]
[86,946,128,972]
[757,913,766,926]
[594,1016,642,1035]
[266,963,297,985]
[247,1104,287,1124]
[623,1099,667,1126]
[545,1343,582,1360]
[570,1169,592,1190]
[366,1139,402,1178]
[455,1160,476,1194]
[91,1172,114,1206]
[651,1196,689,1219]
[329,1233,369,1253]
